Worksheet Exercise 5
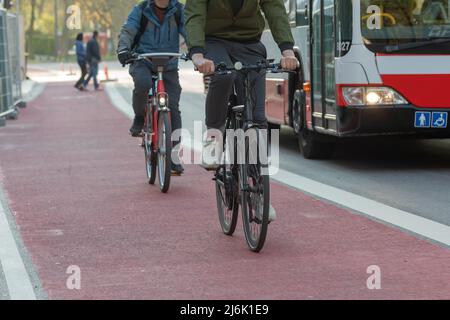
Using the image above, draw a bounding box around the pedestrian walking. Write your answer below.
[74,33,88,91]
[83,31,102,91]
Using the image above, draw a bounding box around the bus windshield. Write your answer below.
[361,0,450,53]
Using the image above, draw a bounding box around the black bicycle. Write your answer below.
[214,60,283,252]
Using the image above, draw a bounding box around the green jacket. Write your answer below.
[185,0,294,56]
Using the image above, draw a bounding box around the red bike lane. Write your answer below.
[0,80,449,300]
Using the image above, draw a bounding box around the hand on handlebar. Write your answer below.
[281,50,299,71]
[192,53,215,75]
[118,50,133,67]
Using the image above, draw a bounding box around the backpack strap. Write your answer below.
[174,2,183,27]
[131,1,149,51]
[170,2,183,30]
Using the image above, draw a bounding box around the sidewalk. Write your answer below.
[0,80,449,299]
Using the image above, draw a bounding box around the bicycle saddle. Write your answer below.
[139,52,182,69]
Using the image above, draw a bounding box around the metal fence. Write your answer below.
[0,9,23,126]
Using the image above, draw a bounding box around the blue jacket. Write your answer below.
[75,40,86,64]
[117,0,186,70]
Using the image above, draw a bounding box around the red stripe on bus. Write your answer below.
[381,74,450,108]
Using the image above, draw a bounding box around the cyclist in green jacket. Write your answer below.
[185,0,299,221]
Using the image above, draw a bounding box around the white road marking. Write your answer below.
[105,82,450,248]
[105,83,134,118]
[51,95,94,101]
[0,192,37,300]
[272,169,450,247]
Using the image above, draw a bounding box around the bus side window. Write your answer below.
[296,0,308,26]
[422,1,449,23]
[336,0,353,57]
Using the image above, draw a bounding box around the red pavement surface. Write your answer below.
[0,81,449,300]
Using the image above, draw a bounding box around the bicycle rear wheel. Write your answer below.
[240,129,270,252]
[144,109,157,185]
[157,111,172,193]
[215,134,239,235]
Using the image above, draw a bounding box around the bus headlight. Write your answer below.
[366,91,382,105]
[342,87,408,106]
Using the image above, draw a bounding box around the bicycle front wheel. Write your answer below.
[157,112,172,193]
[215,134,239,235]
[240,129,270,252]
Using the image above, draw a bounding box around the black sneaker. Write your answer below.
[130,116,144,137]
[171,163,184,176]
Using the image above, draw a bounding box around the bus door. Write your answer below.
[310,0,337,134]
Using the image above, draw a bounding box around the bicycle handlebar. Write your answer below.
[123,52,189,66]
[214,60,284,75]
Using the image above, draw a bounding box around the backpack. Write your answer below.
[131,1,183,50]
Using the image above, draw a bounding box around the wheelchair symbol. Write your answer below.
[432,112,448,128]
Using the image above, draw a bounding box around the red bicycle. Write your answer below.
[128,53,182,193]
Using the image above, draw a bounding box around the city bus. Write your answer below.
[262,0,450,158]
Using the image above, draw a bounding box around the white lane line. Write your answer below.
[0,194,37,300]
[105,83,134,119]
[105,82,450,247]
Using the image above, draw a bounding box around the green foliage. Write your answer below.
[28,32,55,57]
[19,0,143,57]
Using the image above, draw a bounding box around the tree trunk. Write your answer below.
[60,0,70,57]
[26,0,37,55]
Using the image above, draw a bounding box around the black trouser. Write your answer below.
[204,37,268,130]
[75,61,88,88]
[129,60,182,143]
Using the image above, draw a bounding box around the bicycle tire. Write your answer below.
[144,136,157,185]
[157,111,172,193]
[240,129,270,252]
[144,110,157,185]
[215,134,239,235]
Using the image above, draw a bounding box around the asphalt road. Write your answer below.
[107,61,450,227]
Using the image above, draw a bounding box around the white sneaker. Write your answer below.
[202,139,221,171]
[269,204,277,222]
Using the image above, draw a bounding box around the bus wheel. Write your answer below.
[292,90,304,134]
[298,129,335,159]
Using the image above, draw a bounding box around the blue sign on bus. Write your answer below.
[414,112,431,128]
[432,112,448,129]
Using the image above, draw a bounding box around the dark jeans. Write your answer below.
[84,61,99,89]
[75,61,88,88]
[129,60,182,143]
[204,37,268,129]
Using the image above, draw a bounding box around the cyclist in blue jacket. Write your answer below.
[117,0,186,175]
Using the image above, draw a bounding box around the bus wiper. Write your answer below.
[385,38,450,53]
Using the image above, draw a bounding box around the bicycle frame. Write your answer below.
[145,67,171,152]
